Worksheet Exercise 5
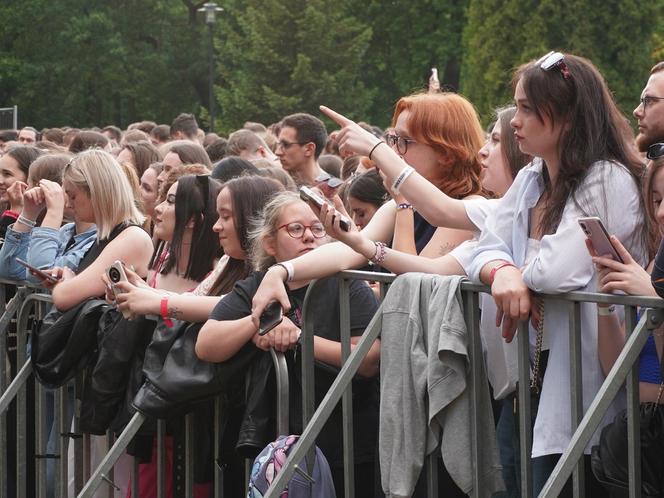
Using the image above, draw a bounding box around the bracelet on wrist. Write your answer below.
[17,215,36,228]
[368,141,385,161]
[396,203,414,211]
[489,261,517,285]
[160,296,174,327]
[597,304,616,316]
[370,241,387,264]
[271,262,294,282]
[391,166,415,195]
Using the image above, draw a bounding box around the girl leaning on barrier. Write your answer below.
[467,53,650,495]
[196,191,381,497]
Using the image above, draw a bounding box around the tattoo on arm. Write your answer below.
[167,304,184,320]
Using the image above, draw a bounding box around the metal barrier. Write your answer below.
[264,270,664,498]
[0,106,18,130]
[0,282,290,498]
[3,271,664,498]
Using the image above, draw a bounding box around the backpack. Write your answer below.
[247,435,336,498]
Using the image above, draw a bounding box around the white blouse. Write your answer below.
[467,158,647,457]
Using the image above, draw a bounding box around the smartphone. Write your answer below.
[106,261,132,318]
[15,258,59,283]
[299,186,351,232]
[259,301,283,336]
[431,67,439,81]
[578,217,624,263]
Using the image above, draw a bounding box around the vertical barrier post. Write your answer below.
[464,289,483,495]
[339,277,355,498]
[58,386,69,498]
[157,419,166,498]
[185,413,195,498]
[568,301,585,497]
[624,305,641,498]
[517,319,533,498]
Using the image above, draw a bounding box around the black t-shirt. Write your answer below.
[210,271,380,466]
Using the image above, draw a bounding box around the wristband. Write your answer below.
[160,296,174,327]
[2,210,19,219]
[368,141,385,160]
[597,304,616,316]
[17,215,36,228]
[396,203,414,211]
[489,261,517,285]
[370,241,387,264]
[391,166,415,195]
[271,262,294,282]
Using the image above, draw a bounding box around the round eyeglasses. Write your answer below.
[385,133,417,155]
[278,222,327,239]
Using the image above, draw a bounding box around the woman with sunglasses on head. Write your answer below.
[468,53,648,495]
[196,191,381,496]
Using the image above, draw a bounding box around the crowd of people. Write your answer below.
[0,50,663,498]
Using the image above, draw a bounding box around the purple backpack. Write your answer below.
[247,435,336,498]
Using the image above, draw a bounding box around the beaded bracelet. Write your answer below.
[370,241,387,264]
[396,203,414,211]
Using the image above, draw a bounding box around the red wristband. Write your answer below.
[160,296,173,327]
[489,261,516,285]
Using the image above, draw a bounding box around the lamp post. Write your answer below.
[198,2,223,132]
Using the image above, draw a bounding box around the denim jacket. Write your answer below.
[0,222,97,283]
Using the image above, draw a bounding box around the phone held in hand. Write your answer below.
[299,186,351,232]
[578,216,624,263]
[15,257,59,283]
[106,261,132,318]
[259,301,283,336]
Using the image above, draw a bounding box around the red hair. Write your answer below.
[392,92,487,199]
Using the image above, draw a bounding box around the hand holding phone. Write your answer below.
[258,301,283,336]
[15,258,60,283]
[106,261,132,318]
[578,217,624,263]
[299,186,351,231]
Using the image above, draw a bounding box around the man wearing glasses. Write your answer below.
[634,61,664,153]
[275,112,328,186]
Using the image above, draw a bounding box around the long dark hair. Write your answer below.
[5,145,43,178]
[161,174,222,282]
[513,54,645,237]
[209,176,284,296]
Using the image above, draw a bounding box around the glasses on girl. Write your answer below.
[385,134,417,155]
[278,222,327,239]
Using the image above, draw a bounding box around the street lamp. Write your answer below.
[198,2,224,132]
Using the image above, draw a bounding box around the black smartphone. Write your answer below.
[259,301,283,336]
[15,258,59,283]
[299,186,351,232]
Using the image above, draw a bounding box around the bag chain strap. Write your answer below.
[530,298,545,394]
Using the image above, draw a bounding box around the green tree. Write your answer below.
[461,0,661,124]
[213,0,373,133]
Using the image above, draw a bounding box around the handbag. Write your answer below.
[32,299,109,388]
[131,319,259,419]
[591,347,664,497]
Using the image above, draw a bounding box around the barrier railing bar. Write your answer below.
[213,400,221,498]
[263,305,383,498]
[464,289,483,496]
[339,277,355,498]
[300,278,321,469]
[539,308,663,497]
[0,360,32,415]
[270,350,290,436]
[425,453,438,496]
[567,300,585,497]
[58,386,68,498]
[624,305,641,498]
[76,412,146,497]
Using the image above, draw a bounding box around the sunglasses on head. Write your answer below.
[315,173,343,189]
[647,143,664,161]
[537,51,571,79]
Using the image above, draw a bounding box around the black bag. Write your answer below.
[132,319,259,419]
[32,299,109,388]
[80,312,156,435]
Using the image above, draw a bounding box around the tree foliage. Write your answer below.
[0,0,662,131]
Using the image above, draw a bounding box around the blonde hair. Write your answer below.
[64,149,145,239]
[248,191,301,271]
